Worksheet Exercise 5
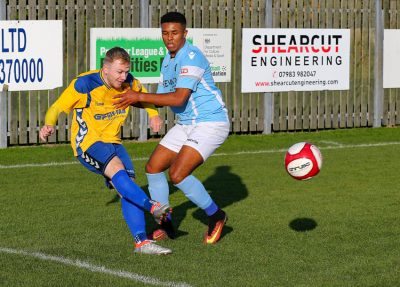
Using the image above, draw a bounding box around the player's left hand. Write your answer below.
[113,90,140,109]
[39,125,55,142]
[149,115,163,133]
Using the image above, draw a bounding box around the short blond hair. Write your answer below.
[103,47,130,65]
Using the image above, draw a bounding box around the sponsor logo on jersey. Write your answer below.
[162,77,177,89]
[94,109,126,120]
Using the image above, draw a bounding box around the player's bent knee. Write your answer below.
[145,161,164,174]
[145,162,155,174]
[168,170,187,185]
[104,156,126,178]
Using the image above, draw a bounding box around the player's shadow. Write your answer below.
[106,194,120,205]
[289,218,317,232]
[169,165,248,240]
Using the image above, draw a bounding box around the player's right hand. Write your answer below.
[113,90,140,110]
[39,125,55,142]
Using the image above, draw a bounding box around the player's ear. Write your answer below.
[102,64,108,74]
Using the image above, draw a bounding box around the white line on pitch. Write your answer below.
[0,247,192,287]
[210,141,400,156]
[1,141,400,170]
[318,140,342,146]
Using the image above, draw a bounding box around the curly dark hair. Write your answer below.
[161,12,186,28]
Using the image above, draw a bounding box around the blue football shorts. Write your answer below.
[77,142,135,184]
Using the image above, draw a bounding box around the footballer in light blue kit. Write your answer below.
[158,41,229,125]
[114,11,230,244]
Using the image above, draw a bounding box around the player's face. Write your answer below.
[161,22,188,57]
[102,59,130,90]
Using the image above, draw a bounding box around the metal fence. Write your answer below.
[0,0,397,146]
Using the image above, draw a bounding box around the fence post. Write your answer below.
[374,0,383,127]
[0,85,8,148]
[0,0,5,20]
[263,0,273,134]
[138,0,149,141]
[0,0,7,148]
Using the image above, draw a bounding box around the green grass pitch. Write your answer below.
[1,127,400,286]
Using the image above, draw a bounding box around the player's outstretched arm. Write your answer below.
[39,79,80,142]
[39,103,64,142]
[113,88,191,110]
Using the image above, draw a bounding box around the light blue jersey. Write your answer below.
[157,41,229,124]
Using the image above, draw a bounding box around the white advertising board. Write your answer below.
[383,29,400,88]
[241,29,350,93]
[0,20,63,91]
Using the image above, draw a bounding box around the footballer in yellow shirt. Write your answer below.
[39,47,172,255]
[43,69,158,156]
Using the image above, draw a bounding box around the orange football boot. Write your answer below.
[204,212,228,244]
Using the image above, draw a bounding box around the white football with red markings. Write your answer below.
[284,142,322,180]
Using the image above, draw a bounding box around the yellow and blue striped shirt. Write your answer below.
[45,69,157,156]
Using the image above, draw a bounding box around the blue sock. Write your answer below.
[204,201,219,216]
[111,170,153,212]
[146,172,170,205]
[174,175,217,211]
[121,198,147,244]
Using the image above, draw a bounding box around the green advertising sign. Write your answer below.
[95,38,166,78]
[90,28,231,83]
